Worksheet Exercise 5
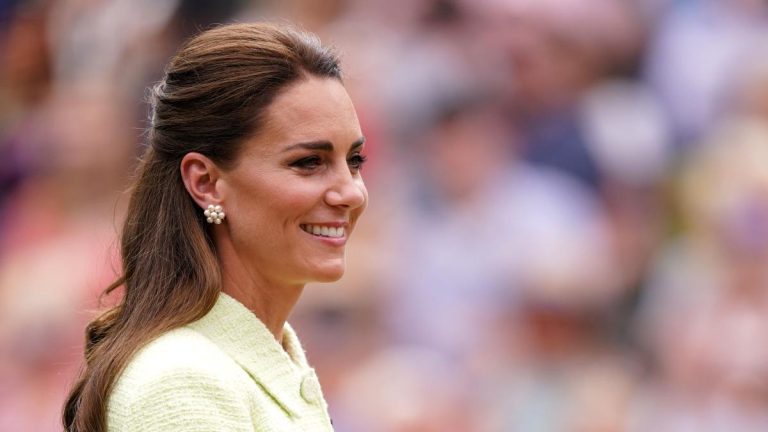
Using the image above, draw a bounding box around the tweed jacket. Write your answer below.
[106,293,334,431]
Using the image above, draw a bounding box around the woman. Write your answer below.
[62,22,367,432]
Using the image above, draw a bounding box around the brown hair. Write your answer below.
[62,22,342,432]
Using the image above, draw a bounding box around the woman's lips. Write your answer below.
[300,223,348,246]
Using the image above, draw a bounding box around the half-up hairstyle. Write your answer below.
[62,22,342,432]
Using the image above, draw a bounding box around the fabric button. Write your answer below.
[300,373,322,405]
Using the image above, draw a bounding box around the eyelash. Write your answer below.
[290,154,368,172]
[291,156,322,170]
[348,154,368,170]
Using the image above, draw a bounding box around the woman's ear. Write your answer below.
[180,152,222,209]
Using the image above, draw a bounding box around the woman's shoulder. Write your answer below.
[121,327,237,382]
[107,328,254,431]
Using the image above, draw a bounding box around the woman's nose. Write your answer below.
[324,168,367,209]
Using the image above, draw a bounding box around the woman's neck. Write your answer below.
[215,237,304,342]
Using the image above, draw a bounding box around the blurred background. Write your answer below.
[3,0,768,430]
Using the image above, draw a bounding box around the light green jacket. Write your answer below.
[107,293,334,431]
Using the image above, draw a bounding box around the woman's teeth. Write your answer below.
[301,224,345,238]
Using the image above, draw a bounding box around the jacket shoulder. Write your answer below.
[124,328,238,378]
[107,328,254,432]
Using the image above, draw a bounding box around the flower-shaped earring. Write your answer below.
[204,204,225,224]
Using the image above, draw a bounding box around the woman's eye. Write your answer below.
[291,156,322,170]
[348,154,368,170]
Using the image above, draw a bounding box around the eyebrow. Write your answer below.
[282,137,366,153]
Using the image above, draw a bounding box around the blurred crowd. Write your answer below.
[3,0,768,430]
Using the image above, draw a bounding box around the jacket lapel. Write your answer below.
[186,293,310,419]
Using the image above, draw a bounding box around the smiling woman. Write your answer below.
[197,76,368,299]
[62,23,366,432]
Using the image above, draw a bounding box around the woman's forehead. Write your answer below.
[259,76,360,143]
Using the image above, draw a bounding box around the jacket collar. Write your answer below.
[186,292,310,418]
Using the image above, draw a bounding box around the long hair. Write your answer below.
[62,22,342,432]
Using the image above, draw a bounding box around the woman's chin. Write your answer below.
[309,262,346,283]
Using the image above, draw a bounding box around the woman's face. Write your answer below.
[218,76,368,286]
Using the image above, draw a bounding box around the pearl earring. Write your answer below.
[204,204,225,224]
